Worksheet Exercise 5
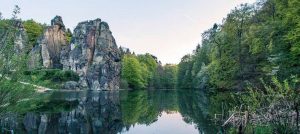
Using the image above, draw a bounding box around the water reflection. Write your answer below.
[0,90,221,134]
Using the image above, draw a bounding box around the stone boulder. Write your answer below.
[62,19,121,90]
[63,81,80,90]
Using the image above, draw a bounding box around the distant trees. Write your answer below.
[161,64,177,89]
[177,54,193,89]
[177,0,300,91]
[120,51,177,90]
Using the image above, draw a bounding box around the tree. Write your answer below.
[12,5,20,20]
[161,64,177,89]
[137,53,158,87]
[177,54,193,89]
[23,19,44,49]
[121,54,146,89]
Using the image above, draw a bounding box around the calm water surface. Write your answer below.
[0,90,224,134]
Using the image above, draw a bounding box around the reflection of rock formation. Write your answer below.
[1,91,123,134]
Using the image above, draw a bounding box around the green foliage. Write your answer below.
[120,90,155,124]
[241,76,299,111]
[160,64,177,89]
[121,54,147,89]
[23,19,44,49]
[177,54,193,89]
[235,76,300,133]
[137,53,158,83]
[177,0,300,90]
[66,28,72,44]
[0,79,45,116]
[120,90,179,126]
[23,69,79,89]
[121,53,177,89]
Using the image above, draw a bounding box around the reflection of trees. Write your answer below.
[120,90,179,127]
[0,90,236,133]
[208,92,237,121]
[121,90,158,126]
[120,90,223,133]
[177,90,218,134]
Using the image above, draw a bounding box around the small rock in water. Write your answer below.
[63,81,80,90]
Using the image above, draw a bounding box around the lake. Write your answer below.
[0,90,225,134]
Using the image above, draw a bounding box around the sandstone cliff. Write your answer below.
[61,19,121,90]
[28,16,67,69]
[28,16,121,90]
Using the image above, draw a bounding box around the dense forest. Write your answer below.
[119,49,177,89]
[177,0,300,91]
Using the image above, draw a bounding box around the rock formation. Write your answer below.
[29,16,67,69]
[13,20,28,54]
[27,16,121,90]
[61,19,121,90]
[40,16,67,68]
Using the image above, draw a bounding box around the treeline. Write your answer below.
[177,0,300,90]
[120,48,177,89]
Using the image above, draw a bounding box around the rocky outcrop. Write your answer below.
[41,16,67,68]
[29,16,67,69]
[27,16,121,90]
[28,45,42,69]
[62,19,121,90]
[13,20,28,54]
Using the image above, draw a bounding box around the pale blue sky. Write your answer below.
[0,0,256,64]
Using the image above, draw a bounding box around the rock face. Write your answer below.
[31,16,68,69]
[62,19,121,90]
[28,45,42,69]
[13,20,28,54]
[41,16,67,68]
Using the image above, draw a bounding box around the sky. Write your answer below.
[0,0,257,64]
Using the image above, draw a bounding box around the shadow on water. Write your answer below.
[0,89,227,134]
